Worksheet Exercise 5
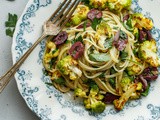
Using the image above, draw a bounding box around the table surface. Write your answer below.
[0,0,39,120]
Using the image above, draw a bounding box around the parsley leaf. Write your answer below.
[6,28,15,37]
[141,84,150,96]
[119,29,127,39]
[5,13,18,37]
[120,51,128,61]
[103,37,113,49]
[83,21,87,32]
[45,82,53,86]
[81,0,90,5]
[91,18,102,31]
[54,77,66,85]
[89,53,111,62]
[72,35,83,44]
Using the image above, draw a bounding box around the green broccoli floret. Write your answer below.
[106,0,131,13]
[89,0,108,9]
[83,84,106,113]
[138,39,160,67]
[74,88,87,98]
[57,55,82,80]
[131,13,153,30]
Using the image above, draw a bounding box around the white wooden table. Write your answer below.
[0,0,38,119]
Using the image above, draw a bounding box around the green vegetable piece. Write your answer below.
[91,101,106,113]
[49,58,56,69]
[89,53,110,62]
[120,0,132,8]
[131,13,153,30]
[83,20,87,31]
[74,88,86,97]
[81,0,90,5]
[123,16,134,31]
[141,84,150,96]
[5,13,18,37]
[106,0,131,13]
[110,67,116,74]
[90,84,99,96]
[138,39,160,67]
[65,22,72,27]
[89,0,107,9]
[120,51,128,60]
[6,28,14,37]
[45,82,53,86]
[97,21,112,36]
[103,37,113,49]
[99,72,105,78]
[91,18,102,31]
[119,29,127,39]
[109,78,115,88]
[5,13,18,27]
[120,77,131,88]
[72,35,83,44]
[71,15,82,25]
[54,77,65,85]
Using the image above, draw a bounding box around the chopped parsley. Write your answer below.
[5,13,18,37]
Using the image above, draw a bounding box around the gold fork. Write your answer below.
[0,0,80,93]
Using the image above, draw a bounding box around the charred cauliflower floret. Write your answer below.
[126,58,143,75]
[106,0,132,13]
[139,39,160,67]
[113,82,142,110]
[131,13,153,30]
[57,55,82,80]
[43,41,59,71]
[97,21,112,36]
[71,5,89,25]
[89,0,108,9]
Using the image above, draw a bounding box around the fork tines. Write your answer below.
[49,0,80,30]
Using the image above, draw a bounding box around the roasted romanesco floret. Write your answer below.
[131,13,153,30]
[89,0,108,9]
[120,76,131,91]
[71,5,89,25]
[43,41,59,70]
[97,21,112,36]
[74,88,87,98]
[106,0,131,13]
[83,84,106,113]
[114,82,142,110]
[57,55,82,80]
[126,58,143,75]
[139,39,160,67]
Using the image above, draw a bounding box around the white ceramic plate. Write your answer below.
[12,0,160,120]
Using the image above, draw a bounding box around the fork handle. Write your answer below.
[0,33,47,93]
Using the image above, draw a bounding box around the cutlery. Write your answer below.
[0,0,80,93]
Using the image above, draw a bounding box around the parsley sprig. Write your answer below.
[5,13,18,37]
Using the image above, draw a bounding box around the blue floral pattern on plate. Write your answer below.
[12,0,160,120]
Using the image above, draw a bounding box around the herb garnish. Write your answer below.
[5,13,18,37]
[91,18,102,31]
[72,35,83,44]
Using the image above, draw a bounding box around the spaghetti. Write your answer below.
[43,1,159,112]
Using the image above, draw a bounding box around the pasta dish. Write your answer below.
[43,0,160,113]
